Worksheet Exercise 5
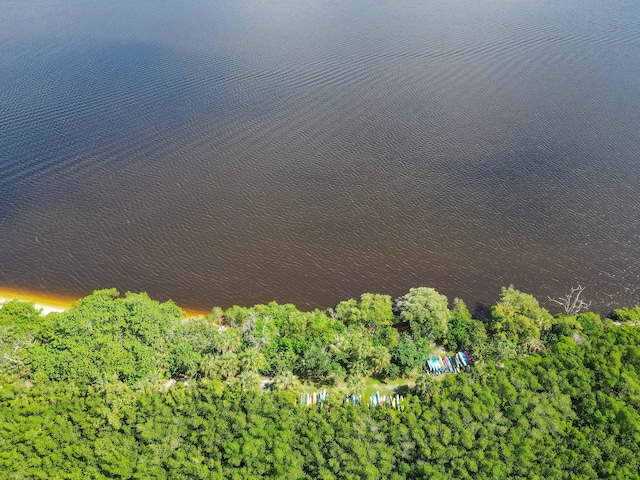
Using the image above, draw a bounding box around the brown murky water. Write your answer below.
[1,0,639,312]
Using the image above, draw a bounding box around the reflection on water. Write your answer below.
[1,0,639,312]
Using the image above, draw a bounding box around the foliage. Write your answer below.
[443,298,487,352]
[0,299,43,329]
[234,371,261,391]
[334,293,395,328]
[542,314,584,346]
[489,286,553,347]
[577,311,603,335]
[471,338,518,363]
[299,344,332,380]
[272,371,300,392]
[346,374,365,395]
[397,287,451,343]
[390,334,432,375]
[2,286,640,478]
[167,315,219,377]
[0,300,42,376]
[27,289,182,385]
[0,321,639,479]
[611,306,640,323]
[413,373,439,398]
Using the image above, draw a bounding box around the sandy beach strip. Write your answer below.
[0,286,77,315]
[0,286,209,317]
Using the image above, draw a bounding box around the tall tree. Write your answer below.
[490,286,552,348]
[272,371,300,392]
[397,287,451,343]
[27,289,182,385]
[0,300,42,376]
[239,347,266,374]
[334,293,395,328]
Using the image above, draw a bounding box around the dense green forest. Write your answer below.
[1,286,639,478]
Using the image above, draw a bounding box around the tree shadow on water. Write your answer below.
[472,302,492,322]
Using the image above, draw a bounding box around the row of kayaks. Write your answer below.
[299,390,329,407]
[346,392,406,410]
[426,351,471,375]
[368,392,405,410]
[298,391,407,410]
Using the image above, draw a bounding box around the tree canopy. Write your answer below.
[397,287,451,343]
[27,289,182,385]
[1,285,639,478]
[489,286,553,348]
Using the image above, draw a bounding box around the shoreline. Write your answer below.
[0,287,76,315]
[0,286,209,317]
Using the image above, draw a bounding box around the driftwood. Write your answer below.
[548,285,591,316]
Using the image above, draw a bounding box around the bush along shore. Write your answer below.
[1,286,640,478]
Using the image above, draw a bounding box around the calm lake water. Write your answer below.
[1,0,639,312]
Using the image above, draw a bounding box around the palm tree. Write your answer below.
[235,371,261,391]
[273,371,300,392]
[328,333,349,355]
[349,360,371,379]
[369,346,391,373]
[214,328,241,355]
[239,347,266,374]
[413,373,438,398]
[133,369,165,393]
[217,353,239,380]
[209,307,224,325]
[347,375,365,396]
[199,354,221,379]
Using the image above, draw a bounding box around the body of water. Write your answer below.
[1,0,639,312]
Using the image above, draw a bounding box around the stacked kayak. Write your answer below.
[368,392,404,410]
[344,392,406,410]
[299,390,329,407]
[426,351,471,375]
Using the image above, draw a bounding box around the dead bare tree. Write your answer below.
[548,285,591,315]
